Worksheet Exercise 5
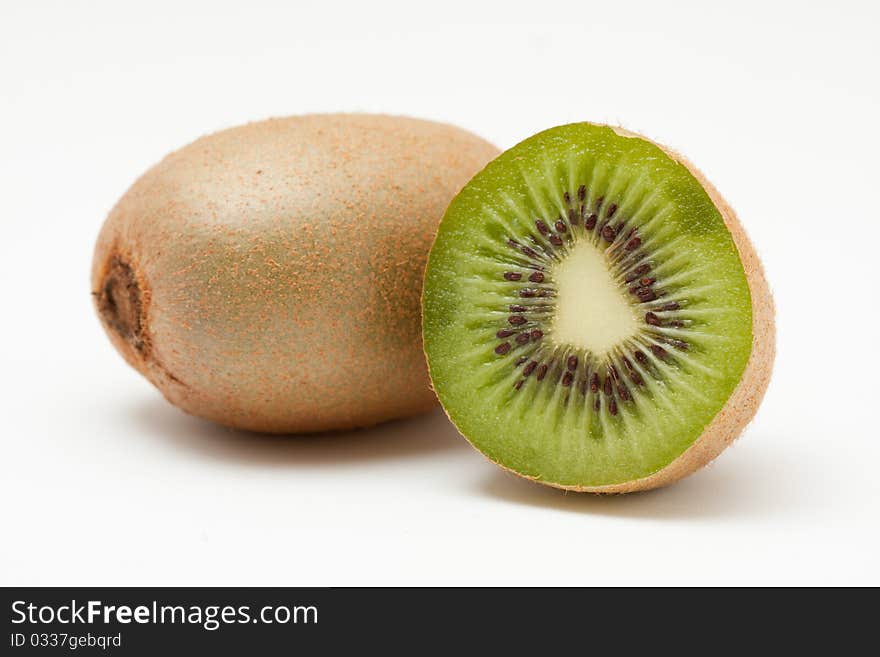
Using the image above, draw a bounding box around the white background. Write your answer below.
[2,0,878,586]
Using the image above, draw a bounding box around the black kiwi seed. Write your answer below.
[650,345,668,360]
[608,398,618,416]
[577,185,586,202]
[496,329,514,338]
[516,333,530,345]
[536,364,548,381]
[529,271,545,283]
[509,315,527,325]
[567,355,578,371]
[609,364,620,381]
[585,214,598,230]
[625,263,651,282]
[555,220,567,233]
[536,220,550,235]
[495,342,511,355]
[523,361,538,376]
[504,271,522,281]
[623,358,645,386]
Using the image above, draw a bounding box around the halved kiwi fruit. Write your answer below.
[423,123,774,493]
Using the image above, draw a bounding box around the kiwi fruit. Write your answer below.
[422,123,774,493]
[93,114,499,433]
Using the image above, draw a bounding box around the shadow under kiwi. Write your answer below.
[476,433,812,521]
[127,394,469,468]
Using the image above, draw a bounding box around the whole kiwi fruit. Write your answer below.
[422,123,774,493]
[93,114,499,433]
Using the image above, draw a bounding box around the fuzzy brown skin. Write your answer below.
[488,126,775,493]
[92,114,499,433]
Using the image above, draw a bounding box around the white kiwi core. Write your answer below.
[550,241,639,355]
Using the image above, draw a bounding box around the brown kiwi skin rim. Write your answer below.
[425,124,776,494]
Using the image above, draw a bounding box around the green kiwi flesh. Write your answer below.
[423,123,756,490]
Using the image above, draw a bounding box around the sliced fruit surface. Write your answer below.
[423,123,754,488]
